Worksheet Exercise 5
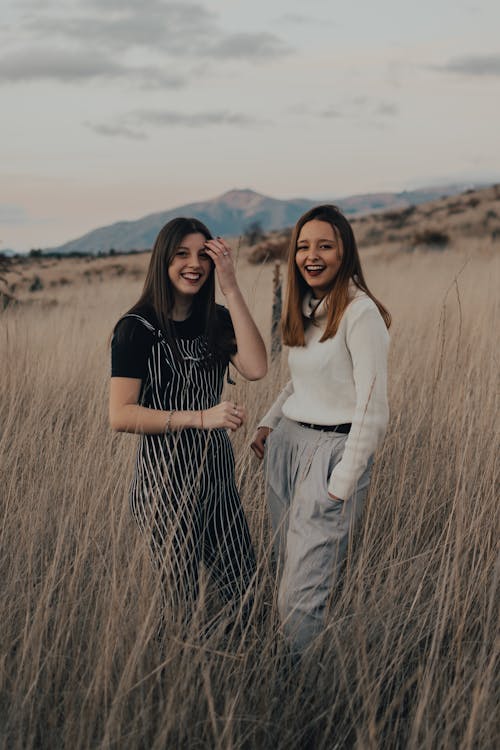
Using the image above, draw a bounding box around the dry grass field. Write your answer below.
[0,240,498,749]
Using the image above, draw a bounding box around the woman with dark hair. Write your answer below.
[110,217,267,632]
[251,205,390,654]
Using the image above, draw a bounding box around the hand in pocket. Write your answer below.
[328,492,344,504]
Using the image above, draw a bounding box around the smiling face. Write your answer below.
[295,219,343,298]
[167,232,212,304]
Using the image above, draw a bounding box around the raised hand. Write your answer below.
[204,237,238,296]
[205,235,268,382]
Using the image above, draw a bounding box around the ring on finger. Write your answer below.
[222,251,229,256]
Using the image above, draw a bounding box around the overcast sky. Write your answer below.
[1,0,499,251]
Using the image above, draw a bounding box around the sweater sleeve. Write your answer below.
[328,305,389,500]
[259,380,294,429]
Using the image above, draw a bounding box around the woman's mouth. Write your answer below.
[305,264,326,277]
[181,272,203,284]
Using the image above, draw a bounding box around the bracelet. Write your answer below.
[165,409,175,433]
[200,410,204,430]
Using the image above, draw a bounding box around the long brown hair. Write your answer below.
[127,217,235,359]
[282,205,391,346]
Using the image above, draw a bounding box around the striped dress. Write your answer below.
[111,306,256,622]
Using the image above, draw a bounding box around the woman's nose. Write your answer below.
[306,246,320,259]
[188,253,202,267]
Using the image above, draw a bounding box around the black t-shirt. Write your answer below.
[111,305,234,380]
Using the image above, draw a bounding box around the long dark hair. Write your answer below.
[282,205,391,346]
[127,217,235,359]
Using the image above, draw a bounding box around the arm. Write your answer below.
[259,379,294,429]
[110,318,246,433]
[250,380,294,459]
[327,306,389,501]
[109,377,246,433]
[205,237,267,381]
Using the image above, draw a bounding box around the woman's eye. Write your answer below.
[199,252,209,259]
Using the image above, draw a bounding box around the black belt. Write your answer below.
[297,421,351,434]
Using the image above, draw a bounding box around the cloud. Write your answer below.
[321,108,342,119]
[89,107,266,137]
[376,102,399,117]
[0,6,293,96]
[320,98,398,120]
[2,0,292,90]
[435,54,500,76]
[25,2,216,55]
[85,122,148,140]
[0,49,124,83]
[277,12,334,26]
[132,108,265,127]
[0,48,186,86]
[286,103,312,116]
[278,13,312,24]
[207,32,291,61]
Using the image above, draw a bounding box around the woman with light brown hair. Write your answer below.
[251,204,390,654]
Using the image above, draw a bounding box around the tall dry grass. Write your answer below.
[0,246,498,749]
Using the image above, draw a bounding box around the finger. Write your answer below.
[206,238,226,253]
[223,403,241,418]
[205,240,220,251]
[206,245,232,265]
[204,245,223,262]
[218,238,231,255]
[207,238,231,257]
[204,240,222,253]
[251,443,263,459]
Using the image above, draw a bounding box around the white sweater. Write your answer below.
[260,289,390,500]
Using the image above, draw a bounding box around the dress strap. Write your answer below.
[121,313,158,335]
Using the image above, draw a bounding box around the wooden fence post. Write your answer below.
[271,261,282,360]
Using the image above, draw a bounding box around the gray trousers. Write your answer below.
[265,417,372,653]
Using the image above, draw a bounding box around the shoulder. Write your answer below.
[343,292,389,339]
[111,307,158,378]
[114,305,157,332]
[112,307,158,346]
[344,289,383,319]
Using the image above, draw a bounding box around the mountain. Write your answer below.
[46,184,489,255]
[46,190,318,255]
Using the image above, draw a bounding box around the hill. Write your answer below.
[45,184,487,256]
[46,190,317,255]
[3,183,498,308]
[248,184,500,262]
